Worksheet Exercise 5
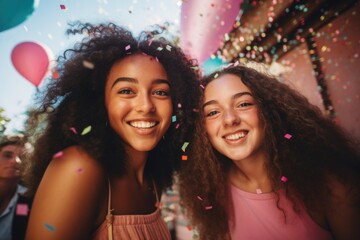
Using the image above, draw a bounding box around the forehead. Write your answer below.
[204,74,251,100]
[0,144,21,154]
[107,54,168,81]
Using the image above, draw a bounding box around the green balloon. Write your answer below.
[0,0,39,32]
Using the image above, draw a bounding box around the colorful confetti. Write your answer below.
[205,205,213,210]
[181,142,189,152]
[52,71,59,79]
[181,155,188,161]
[53,151,64,159]
[284,133,292,139]
[70,127,78,134]
[16,204,29,216]
[281,176,288,182]
[125,44,131,51]
[171,115,177,122]
[82,60,95,69]
[81,125,92,135]
[44,223,55,232]
[60,5,66,10]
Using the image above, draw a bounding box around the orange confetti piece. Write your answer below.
[52,71,59,79]
[181,155,188,161]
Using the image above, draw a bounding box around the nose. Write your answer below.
[223,108,240,126]
[135,93,156,113]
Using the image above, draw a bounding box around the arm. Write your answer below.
[325,177,360,240]
[25,146,106,240]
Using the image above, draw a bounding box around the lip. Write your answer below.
[222,130,248,144]
[127,118,159,135]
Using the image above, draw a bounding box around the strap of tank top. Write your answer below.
[152,178,160,207]
[106,177,113,240]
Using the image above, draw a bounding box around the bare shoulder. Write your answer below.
[324,175,360,240]
[26,145,107,240]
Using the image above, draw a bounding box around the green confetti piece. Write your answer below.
[81,125,92,135]
[172,115,177,123]
[181,142,189,152]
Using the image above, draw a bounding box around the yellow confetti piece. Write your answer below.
[181,142,189,152]
[81,126,92,135]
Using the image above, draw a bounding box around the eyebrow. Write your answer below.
[202,91,253,109]
[111,77,170,89]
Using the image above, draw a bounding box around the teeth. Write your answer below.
[129,121,156,129]
[225,132,246,140]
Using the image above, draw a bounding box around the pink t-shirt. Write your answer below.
[230,183,333,240]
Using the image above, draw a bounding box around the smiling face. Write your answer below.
[203,74,266,164]
[105,54,172,154]
[0,144,22,179]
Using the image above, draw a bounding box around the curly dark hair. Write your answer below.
[179,64,360,239]
[24,22,200,197]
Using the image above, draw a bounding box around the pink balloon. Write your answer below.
[180,0,243,64]
[11,41,52,87]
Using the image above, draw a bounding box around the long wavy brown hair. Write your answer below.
[178,64,360,239]
[24,22,201,197]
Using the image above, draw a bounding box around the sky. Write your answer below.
[0,0,182,134]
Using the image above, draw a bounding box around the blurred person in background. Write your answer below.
[0,135,32,240]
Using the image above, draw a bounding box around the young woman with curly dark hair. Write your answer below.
[23,22,200,239]
[179,64,360,240]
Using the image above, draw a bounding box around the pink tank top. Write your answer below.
[92,179,171,240]
[230,183,333,240]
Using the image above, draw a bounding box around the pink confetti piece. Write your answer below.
[53,151,64,159]
[70,127,78,134]
[175,123,180,129]
[205,205,213,210]
[16,204,29,216]
[200,84,205,89]
[125,44,131,51]
[192,108,199,112]
[256,188,262,194]
[177,103,182,108]
[196,196,203,201]
[148,38,153,46]
[60,4,66,10]
[155,57,159,62]
[284,133,292,139]
[281,176,288,182]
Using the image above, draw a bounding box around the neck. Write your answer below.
[124,148,149,187]
[229,152,272,193]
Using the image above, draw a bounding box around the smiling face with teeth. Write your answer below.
[203,73,266,164]
[104,54,172,155]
